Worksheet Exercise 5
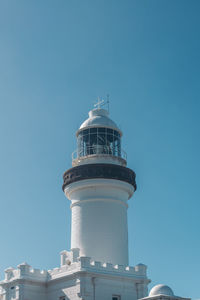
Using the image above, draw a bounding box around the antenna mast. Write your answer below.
[94,95,110,112]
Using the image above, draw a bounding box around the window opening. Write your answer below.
[112,296,121,300]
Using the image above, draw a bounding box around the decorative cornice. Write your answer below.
[62,163,136,191]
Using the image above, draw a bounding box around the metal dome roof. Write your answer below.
[78,108,121,134]
[149,284,174,297]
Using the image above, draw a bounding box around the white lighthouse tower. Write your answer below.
[63,104,136,266]
[0,103,150,300]
[0,102,191,300]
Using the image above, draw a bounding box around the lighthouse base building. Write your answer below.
[0,253,149,300]
[0,105,190,300]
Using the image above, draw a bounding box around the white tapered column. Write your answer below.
[64,178,134,266]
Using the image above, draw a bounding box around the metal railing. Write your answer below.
[72,145,127,161]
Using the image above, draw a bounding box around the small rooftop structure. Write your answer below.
[139,283,190,300]
[149,284,174,297]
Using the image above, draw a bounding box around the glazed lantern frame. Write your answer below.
[77,127,121,158]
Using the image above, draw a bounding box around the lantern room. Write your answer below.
[72,107,127,166]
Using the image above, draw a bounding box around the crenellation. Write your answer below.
[93,261,101,268]
[60,248,80,267]
[77,256,148,278]
[49,261,79,279]
[17,262,31,278]
[29,268,48,278]
[102,262,113,270]
[4,267,18,281]
[114,264,125,272]
[79,256,91,268]
[1,256,148,288]
[126,266,135,273]
[1,264,48,285]
[135,264,147,276]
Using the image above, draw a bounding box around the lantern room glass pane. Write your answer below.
[98,128,106,133]
[107,128,113,135]
[77,127,121,158]
[90,128,97,134]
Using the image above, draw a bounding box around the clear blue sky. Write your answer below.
[0,0,200,299]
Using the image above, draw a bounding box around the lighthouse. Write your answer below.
[62,103,136,266]
[0,101,190,300]
[0,102,152,300]
[0,101,192,300]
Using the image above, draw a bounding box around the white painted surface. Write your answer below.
[140,284,190,300]
[0,106,188,300]
[65,178,134,266]
[78,108,121,134]
[72,153,127,167]
[149,284,174,296]
[0,256,149,300]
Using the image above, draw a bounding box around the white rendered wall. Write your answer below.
[65,178,134,266]
[47,277,80,300]
[0,283,46,300]
[0,256,149,300]
[47,274,147,300]
[94,277,141,300]
[22,283,46,300]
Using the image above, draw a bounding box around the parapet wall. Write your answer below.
[79,256,147,277]
[0,252,148,284]
[50,252,148,280]
[2,263,48,284]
